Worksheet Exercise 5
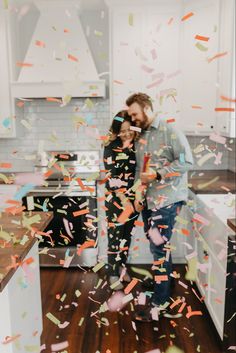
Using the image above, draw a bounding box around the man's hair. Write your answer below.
[126,92,153,111]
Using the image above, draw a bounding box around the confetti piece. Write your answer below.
[130,126,141,132]
[168,17,174,25]
[186,306,203,318]
[220,95,236,103]
[185,257,197,281]
[130,267,153,279]
[2,334,21,344]
[209,132,226,144]
[197,176,219,190]
[16,62,33,67]
[197,152,215,166]
[181,12,194,21]
[117,204,134,224]
[75,289,81,298]
[94,30,103,36]
[195,35,209,41]
[150,48,157,60]
[166,118,175,123]
[73,209,89,217]
[141,64,154,73]
[113,79,124,85]
[0,162,12,168]
[207,51,228,63]
[124,279,139,294]
[155,275,168,283]
[68,54,78,62]
[195,42,208,51]
[46,97,62,103]
[51,341,69,351]
[46,312,61,325]
[21,119,32,130]
[128,13,134,26]
[215,107,234,112]
[92,262,105,273]
[35,40,45,48]
[77,240,95,256]
[191,105,202,109]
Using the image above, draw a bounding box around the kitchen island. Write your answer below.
[0,212,53,353]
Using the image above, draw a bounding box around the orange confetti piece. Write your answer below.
[16,101,25,107]
[64,28,69,33]
[113,201,123,210]
[215,107,234,112]
[153,259,165,265]
[195,35,209,42]
[0,163,12,168]
[113,80,124,84]
[134,220,144,227]
[44,170,53,178]
[97,196,106,202]
[154,275,168,283]
[186,305,203,318]
[139,138,147,145]
[191,105,202,109]
[4,205,26,215]
[165,172,181,178]
[5,199,21,205]
[101,205,108,211]
[181,228,190,236]
[117,204,134,224]
[35,40,46,48]
[166,118,175,123]
[2,334,21,344]
[181,12,194,21]
[68,54,79,62]
[46,97,62,103]
[16,62,33,67]
[77,240,95,256]
[178,302,187,313]
[124,278,138,294]
[207,51,228,63]
[220,95,236,103]
[73,209,90,217]
[170,298,182,309]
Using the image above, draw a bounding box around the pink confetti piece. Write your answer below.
[150,48,157,60]
[209,132,226,144]
[51,341,69,351]
[141,64,154,73]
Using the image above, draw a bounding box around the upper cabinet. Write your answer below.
[108,0,235,137]
[0,9,16,138]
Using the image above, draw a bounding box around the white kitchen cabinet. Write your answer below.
[0,241,42,353]
[108,0,235,136]
[0,9,16,138]
[108,0,182,117]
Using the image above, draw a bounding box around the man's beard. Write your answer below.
[136,113,149,130]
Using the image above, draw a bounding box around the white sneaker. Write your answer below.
[109,276,124,290]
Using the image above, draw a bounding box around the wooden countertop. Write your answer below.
[227,219,236,233]
[0,212,53,292]
[189,170,236,194]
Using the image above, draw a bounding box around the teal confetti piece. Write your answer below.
[114,116,124,122]
[14,184,35,201]
[2,117,11,128]
[179,153,185,164]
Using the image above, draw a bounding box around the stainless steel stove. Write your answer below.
[22,151,100,267]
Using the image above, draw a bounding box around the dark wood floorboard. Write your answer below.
[40,265,223,353]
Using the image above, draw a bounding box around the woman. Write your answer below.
[103,111,138,289]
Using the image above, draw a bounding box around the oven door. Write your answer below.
[22,194,98,267]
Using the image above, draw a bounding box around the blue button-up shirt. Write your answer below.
[133,117,194,209]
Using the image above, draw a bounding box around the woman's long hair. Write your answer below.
[104,110,133,146]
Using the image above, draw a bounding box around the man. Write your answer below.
[126,92,193,321]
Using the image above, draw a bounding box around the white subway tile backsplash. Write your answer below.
[0,98,235,174]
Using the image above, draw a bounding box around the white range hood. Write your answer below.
[11,0,105,98]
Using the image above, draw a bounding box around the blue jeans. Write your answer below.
[142,202,183,306]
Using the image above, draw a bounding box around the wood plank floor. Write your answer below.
[40,265,223,353]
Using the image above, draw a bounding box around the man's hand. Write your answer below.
[140,167,157,184]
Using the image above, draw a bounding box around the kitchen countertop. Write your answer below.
[189,170,236,194]
[227,219,236,233]
[0,212,53,292]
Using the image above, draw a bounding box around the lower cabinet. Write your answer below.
[0,242,42,353]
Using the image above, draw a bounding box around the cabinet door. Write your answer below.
[216,0,235,137]
[207,252,226,339]
[0,10,15,138]
[179,0,220,134]
[110,2,182,117]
